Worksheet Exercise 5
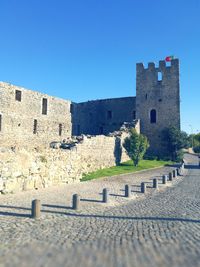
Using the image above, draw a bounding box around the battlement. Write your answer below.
[136,58,179,72]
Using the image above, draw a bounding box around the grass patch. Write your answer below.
[81,159,173,182]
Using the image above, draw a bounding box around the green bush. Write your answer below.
[123,128,149,166]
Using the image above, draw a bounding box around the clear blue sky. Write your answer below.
[0,0,199,134]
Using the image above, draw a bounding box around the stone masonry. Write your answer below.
[71,97,136,135]
[136,59,180,155]
[0,133,129,193]
[0,58,181,193]
[0,82,72,148]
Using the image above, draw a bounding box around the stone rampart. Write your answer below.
[0,133,130,193]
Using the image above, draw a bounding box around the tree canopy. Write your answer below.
[123,128,149,166]
[161,126,190,161]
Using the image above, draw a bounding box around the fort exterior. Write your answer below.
[0,59,180,193]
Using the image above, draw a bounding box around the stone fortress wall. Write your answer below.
[0,82,72,148]
[0,58,180,193]
[71,97,136,136]
[0,133,129,193]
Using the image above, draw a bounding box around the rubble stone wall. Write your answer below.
[0,133,130,193]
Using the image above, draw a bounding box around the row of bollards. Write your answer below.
[31,166,184,219]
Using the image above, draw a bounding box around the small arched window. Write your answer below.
[150,109,157,123]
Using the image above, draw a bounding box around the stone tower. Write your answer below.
[136,59,180,155]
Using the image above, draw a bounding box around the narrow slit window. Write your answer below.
[158,72,162,81]
[133,110,136,120]
[15,90,22,101]
[42,98,48,115]
[33,119,37,134]
[59,124,62,136]
[150,109,157,123]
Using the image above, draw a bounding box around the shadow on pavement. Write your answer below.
[1,207,200,224]
[42,204,73,210]
[80,198,102,203]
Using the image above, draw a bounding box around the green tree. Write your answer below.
[162,126,189,161]
[123,128,149,166]
[192,132,200,153]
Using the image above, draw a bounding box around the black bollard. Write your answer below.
[125,184,130,198]
[169,172,173,181]
[102,188,108,203]
[31,199,41,219]
[153,178,158,189]
[72,194,80,210]
[162,175,167,184]
[172,169,177,178]
[141,182,146,193]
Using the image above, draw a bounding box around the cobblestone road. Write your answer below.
[0,154,200,267]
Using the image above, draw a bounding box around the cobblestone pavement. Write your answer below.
[0,154,200,267]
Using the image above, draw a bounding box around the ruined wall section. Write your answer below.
[72,97,136,136]
[136,59,180,155]
[0,82,72,147]
[0,133,130,193]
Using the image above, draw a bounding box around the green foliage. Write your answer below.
[161,126,189,161]
[81,159,173,181]
[188,134,199,147]
[123,128,149,166]
[194,133,200,143]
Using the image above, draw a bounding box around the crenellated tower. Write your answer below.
[136,59,180,155]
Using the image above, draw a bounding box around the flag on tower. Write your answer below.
[165,56,174,62]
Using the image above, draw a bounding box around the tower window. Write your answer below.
[59,124,62,136]
[42,98,48,115]
[33,119,37,134]
[15,90,22,101]
[158,72,162,81]
[107,110,112,119]
[150,109,157,123]
[145,94,148,100]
